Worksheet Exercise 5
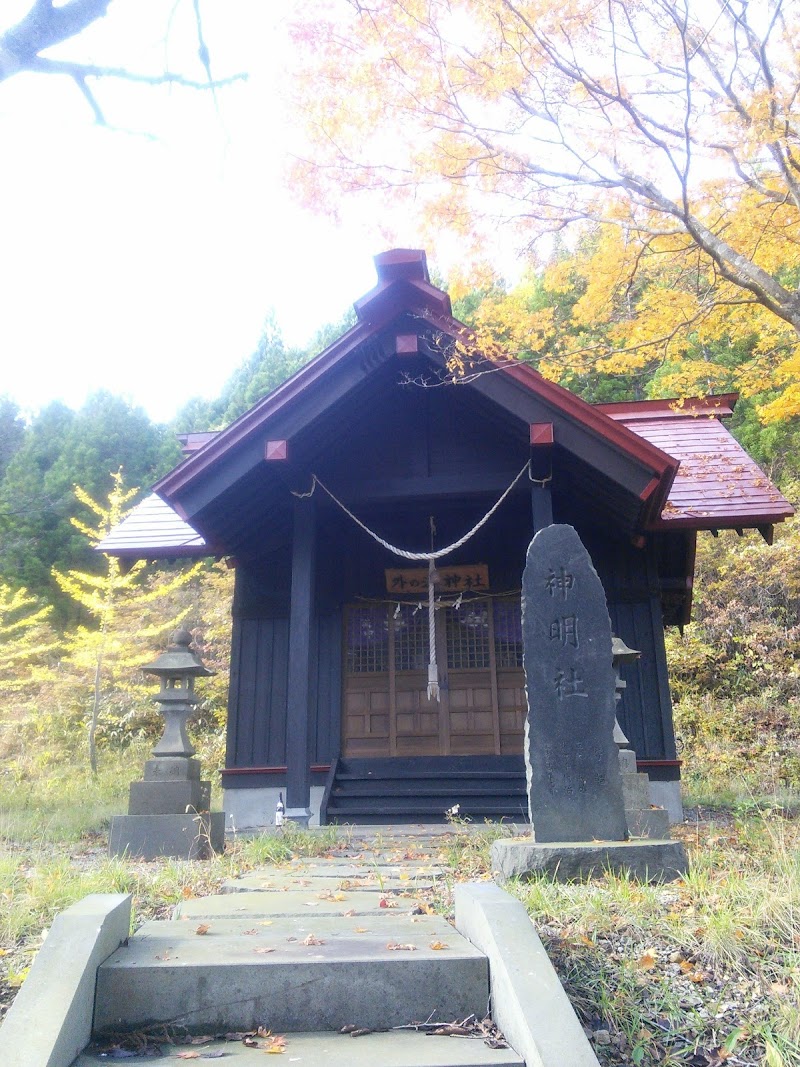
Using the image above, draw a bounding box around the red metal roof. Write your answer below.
[96,493,208,558]
[100,254,792,558]
[598,397,794,529]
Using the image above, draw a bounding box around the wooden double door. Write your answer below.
[343,600,526,758]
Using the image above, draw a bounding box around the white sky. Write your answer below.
[0,1,429,424]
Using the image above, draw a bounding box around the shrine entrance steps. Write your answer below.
[321,755,529,824]
[73,834,530,1067]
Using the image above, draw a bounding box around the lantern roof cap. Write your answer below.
[142,628,215,677]
[612,636,641,659]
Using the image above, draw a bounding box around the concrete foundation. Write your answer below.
[455,883,599,1067]
[94,913,489,1034]
[649,779,684,824]
[224,786,325,830]
[491,837,688,883]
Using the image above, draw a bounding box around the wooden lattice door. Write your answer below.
[342,599,525,758]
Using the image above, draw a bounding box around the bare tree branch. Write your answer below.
[0,1,246,123]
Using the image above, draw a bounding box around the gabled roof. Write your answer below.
[154,249,678,528]
[599,396,794,530]
[97,250,793,558]
[97,493,209,558]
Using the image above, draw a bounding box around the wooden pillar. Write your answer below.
[285,495,316,821]
[530,423,554,533]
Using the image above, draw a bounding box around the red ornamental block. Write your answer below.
[265,440,288,461]
[395,333,419,355]
[529,423,554,447]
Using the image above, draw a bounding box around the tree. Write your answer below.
[0,397,25,482]
[0,1,244,125]
[290,0,800,415]
[0,393,180,607]
[175,312,356,432]
[0,582,57,696]
[52,470,203,772]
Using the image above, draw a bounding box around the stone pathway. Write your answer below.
[74,830,524,1066]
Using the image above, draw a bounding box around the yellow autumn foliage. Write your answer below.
[288,0,800,417]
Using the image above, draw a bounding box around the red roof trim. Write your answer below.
[158,314,678,524]
[418,307,679,524]
[597,394,738,420]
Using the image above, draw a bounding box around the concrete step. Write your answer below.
[75,1028,523,1066]
[220,863,445,894]
[174,887,425,918]
[93,913,488,1035]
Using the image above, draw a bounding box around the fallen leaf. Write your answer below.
[176,1053,200,1060]
[679,960,695,973]
[257,921,273,927]
[386,942,417,951]
[379,898,397,909]
[302,934,325,946]
[254,947,276,954]
[195,924,210,936]
[243,929,258,936]
[637,951,657,971]
[429,941,449,950]
[342,909,356,917]
[354,927,369,933]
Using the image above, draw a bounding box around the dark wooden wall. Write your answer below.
[221,373,681,786]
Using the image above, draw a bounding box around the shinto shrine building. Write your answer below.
[100,249,794,828]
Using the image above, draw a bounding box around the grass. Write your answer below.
[503,813,800,1065]
[3,779,800,1065]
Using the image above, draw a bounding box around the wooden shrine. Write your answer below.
[100,249,794,827]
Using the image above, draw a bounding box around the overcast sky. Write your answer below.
[0,2,420,424]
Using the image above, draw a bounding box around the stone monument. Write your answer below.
[492,525,687,882]
[109,628,225,860]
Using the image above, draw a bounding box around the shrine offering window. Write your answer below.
[346,606,388,673]
[493,598,524,668]
[445,603,491,670]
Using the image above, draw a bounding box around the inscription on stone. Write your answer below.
[522,524,628,843]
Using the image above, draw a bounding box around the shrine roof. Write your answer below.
[95,251,793,558]
[598,397,794,530]
[96,492,210,558]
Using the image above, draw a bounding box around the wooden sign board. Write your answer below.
[385,564,490,595]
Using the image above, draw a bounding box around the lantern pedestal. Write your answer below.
[109,629,225,860]
[110,753,225,861]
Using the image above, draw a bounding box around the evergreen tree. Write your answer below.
[0,394,180,610]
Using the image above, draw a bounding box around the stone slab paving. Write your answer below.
[220,866,444,893]
[74,1028,523,1066]
[93,834,491,1038]
[173,887,420,918]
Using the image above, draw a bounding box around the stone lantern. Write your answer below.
[611,634,640,749]
[144,627,213,758]
[610,634,671,840]
[109,628,225,860]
